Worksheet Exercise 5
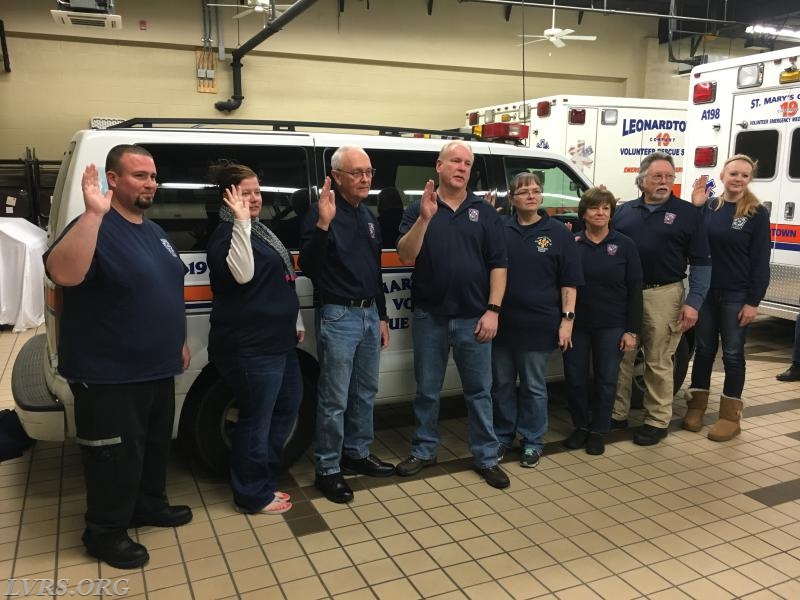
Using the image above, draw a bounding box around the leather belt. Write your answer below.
[642,281,679,290]
[320,294,375,308]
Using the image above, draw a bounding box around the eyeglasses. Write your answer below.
[336,168,376,179]
[513,189,543,198]
[647,173,676,183]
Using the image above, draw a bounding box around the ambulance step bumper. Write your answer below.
[12,334,66,441]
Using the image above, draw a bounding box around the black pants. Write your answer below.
[71,378,175,538]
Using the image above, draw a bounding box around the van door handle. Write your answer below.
[785,202,795,220]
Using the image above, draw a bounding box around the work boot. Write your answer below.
[707,395,742,442]
[681,388,709,432]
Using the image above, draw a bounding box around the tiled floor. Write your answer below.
[2,318,800,599]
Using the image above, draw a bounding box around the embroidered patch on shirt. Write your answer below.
[468,208,479,222]
[367,222,376,239]
[160,238,178,258]
[606,243,618,255]
[534,236,552,253]
[731,217,748,230]
[663,212,676,225]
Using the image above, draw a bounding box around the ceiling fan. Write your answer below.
[518,0,598,48]
[207,0,291,20]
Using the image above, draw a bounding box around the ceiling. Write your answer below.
[462,0,800,47]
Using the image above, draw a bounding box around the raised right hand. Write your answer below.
[316,176,336,229]
[81,164,112,216]
[223,184,250,220]
[691,175,709,207]
[420,179,438,221]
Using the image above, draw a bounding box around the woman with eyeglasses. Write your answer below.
[562,187,643,455]
[206,161,305,515]
[686,154,770,441]
[491,172,583,468]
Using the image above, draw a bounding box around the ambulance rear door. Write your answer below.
[731,87,800,310]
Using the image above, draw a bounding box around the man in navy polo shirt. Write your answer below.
[46,145,192,569]
[611,151,711,445]
[394,140,510,489]
[299,146,394,504]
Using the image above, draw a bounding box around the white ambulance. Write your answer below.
[465,95,688,203]
[681,47,800,321]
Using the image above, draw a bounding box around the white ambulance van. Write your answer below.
[465,95,688,203]
[681,47,800,321]
[12,118,595,474]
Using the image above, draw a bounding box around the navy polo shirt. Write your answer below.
[399,192,507,318]
[207,222,300,358]
[495,212,583,351]
[573,229,643,333]
[48,209,186,384]
[612,195,711,285]
[299,196,387,319]
[702,200,771,306]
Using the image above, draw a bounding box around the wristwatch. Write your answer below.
[487,304,502,313]
[561,311,575,320]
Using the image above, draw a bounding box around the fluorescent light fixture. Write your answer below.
[745,25,800,41]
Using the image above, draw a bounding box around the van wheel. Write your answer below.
[630,333,693,408]
[179,359,318,477]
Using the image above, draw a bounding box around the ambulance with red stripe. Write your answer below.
[465,95,688,202]
[681,47,800,321]
[12,118,594,474]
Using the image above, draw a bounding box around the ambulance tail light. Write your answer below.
[694,146,718,168]
[468,111,479,126]
[692,81,716,104]
[536,101,551,117]
[481,122,530,141]
[568,109,586,125]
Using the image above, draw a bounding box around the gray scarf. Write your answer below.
[218,205,296,282]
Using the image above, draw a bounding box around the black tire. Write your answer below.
[630,333,694,408]
[178,354,318,477]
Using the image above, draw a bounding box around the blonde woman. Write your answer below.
[686,155,770,441]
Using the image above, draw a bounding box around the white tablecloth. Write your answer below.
[0,218,48,331]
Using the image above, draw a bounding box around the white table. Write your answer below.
[0,218,48,331]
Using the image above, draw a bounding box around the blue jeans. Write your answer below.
[315,304,381,476]
[491,345,549,452]
[216,351,302,513]
[410,308,498,468]
[690,289,748,398]
[563,327,625,434]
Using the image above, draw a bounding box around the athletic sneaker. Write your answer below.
[520,447,541,468]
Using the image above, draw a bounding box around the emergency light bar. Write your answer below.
[481,122,530,140]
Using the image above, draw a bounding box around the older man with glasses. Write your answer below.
[299,146,394,504]
[611,151,711,445]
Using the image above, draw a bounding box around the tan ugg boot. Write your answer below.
[682,389,709,432]
[707,395,742,442]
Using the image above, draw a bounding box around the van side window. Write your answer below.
[321,148,489,249]
[139,144,310,252]
[789,129,800,179]
[735,130,779,179]
[503,157,586,221]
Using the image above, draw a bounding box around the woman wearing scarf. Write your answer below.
[206,161,305,515]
